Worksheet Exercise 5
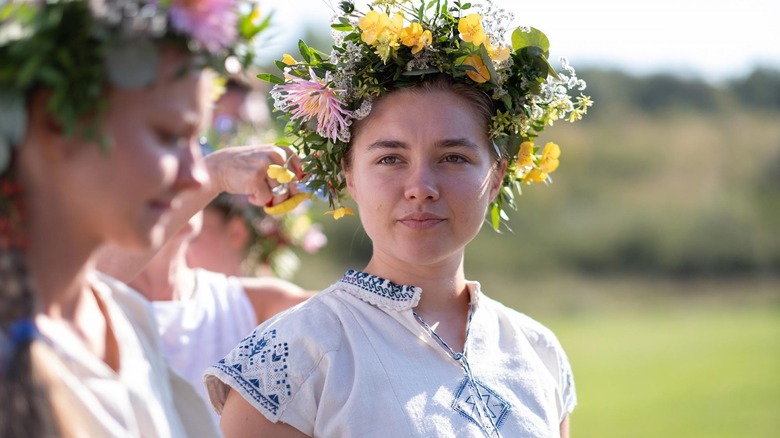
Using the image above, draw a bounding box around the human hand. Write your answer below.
[204,144,303,207]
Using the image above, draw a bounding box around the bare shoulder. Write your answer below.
[237,276,316,323]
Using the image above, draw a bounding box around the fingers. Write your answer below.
[208,144,304,208]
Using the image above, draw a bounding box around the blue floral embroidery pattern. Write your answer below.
[452,377,511,437]
[213,329,290,416]
[340,269,418,304]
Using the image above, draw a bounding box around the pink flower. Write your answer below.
[273,68,352,142]
[169,0,238,53]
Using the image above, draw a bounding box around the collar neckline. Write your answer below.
[338,269,422,311]
[338,269,483,311]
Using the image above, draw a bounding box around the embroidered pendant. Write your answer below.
[452,377,511,437]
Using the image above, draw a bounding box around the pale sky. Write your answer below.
[260,0,780,83]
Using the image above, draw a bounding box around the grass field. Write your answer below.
[549,306,780,438]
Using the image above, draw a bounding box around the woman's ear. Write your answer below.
[489,158,507,201]
[25,90,82,161]
[342,159,356,201]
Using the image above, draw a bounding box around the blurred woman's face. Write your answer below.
[345,88,504,270]
[63,49,211,250]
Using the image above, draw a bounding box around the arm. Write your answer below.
[96,144,301,283]
[220,389,309,438]
[239,276,316,324]
[560,414,570,438]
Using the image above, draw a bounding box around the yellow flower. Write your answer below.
[263,193,310,215]
[325,207,355,220]
[458,14,486,46]
[516,141,534,168]
[486,41,510,61]
[399,22,432,54]
[462,54,490,83]
[281,53,297,66]
[522,142,560,183]
[267,164,295,183]
[359,10,391,45]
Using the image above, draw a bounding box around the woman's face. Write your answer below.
[186,207,246,274]
[61,49,211,250]
[345,88,504,270]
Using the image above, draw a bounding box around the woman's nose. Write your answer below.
[403,163,439,202]
[174,139,209,193]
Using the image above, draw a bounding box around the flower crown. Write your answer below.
[261,0,592,230]
[0,0,271,173]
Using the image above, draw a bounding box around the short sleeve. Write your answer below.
[515,313,577,422]
[203,300,342,433]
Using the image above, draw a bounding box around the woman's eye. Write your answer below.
[378,156,400,165]
[443,154,467,163]
[156,130,186,148]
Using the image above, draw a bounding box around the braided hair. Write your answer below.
[0,159,60,437]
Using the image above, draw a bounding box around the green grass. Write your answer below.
[549,307,780,438]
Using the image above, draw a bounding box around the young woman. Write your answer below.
[0,1,294,436]
[205,1,590,436]
[127,206,314,427]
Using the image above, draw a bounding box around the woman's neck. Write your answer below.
[24,201,99,319]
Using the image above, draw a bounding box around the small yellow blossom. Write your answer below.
[458,14,486,46]
[263,193,310,215]
[522,142,560,183]
[267,164,295,183]
[281,53,297,66]
[486,41,510,61]
[399,22,432,54]
[249,4,261,22]
[462,54,490,83]
[325,207,355,220]
[516,141,535,168]
[359,10,391,45]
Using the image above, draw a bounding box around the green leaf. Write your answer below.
[331,23,352,32]
[298,40,312,63]
[490,204,500,230]
[257,73,284,85]
[479,44,499,85]
[401,68,440,76]
[511,26,550,52]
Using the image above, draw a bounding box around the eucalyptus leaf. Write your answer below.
[0,136,10,173]
[511,27,550,52]
[104,38,159,89]
[401,68,440,76]
[0,89,27,146]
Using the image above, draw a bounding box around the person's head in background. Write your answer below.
[187,193,327,279]
[0,1,264,435]
[208,76,271,147]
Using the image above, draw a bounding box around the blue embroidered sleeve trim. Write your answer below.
[214,329,291,417]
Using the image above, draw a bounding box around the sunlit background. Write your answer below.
[242,1,780,436]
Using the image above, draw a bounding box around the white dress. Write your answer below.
[205,270,576,438]
[152,268,258,422]
[37,272,220,438]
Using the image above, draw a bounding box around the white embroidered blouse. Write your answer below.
[205,270,576,437]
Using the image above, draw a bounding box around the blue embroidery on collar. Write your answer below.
[339,269,421,309]
[452,377,511,436]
